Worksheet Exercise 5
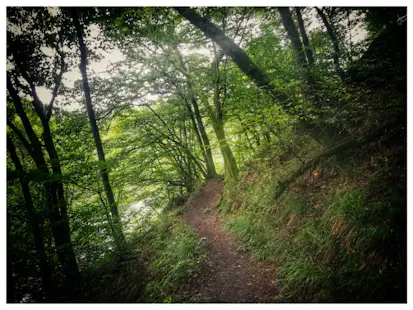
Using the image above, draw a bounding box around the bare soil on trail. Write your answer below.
[184,181,277,303]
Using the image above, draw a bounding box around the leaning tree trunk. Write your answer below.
[72,9,126,251]
[295,7,314,65]
[315,7,346,84]
[8,79,80,280]
[177,7,332,146]
[7,135,54,299]
[174,7,287,103]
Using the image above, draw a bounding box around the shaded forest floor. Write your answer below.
[183,181,277,303]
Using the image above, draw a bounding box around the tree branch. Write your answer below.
[7,119,32,153]
[47,48,66,121]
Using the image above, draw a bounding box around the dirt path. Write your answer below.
[184,181,277,303]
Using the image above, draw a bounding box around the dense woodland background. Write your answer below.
[6,6,406,303]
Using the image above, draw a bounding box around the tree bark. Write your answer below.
[176,7,331,146]
[315,7,346,83]
[173,46,217,178]
[175,7,287,103]
[295,7,314,65]
[205,97,239,179]
[278,7,326,120]
[7,211,15,303]
[211,119,239,180]
[189,94,217,179]
[8,79,80,280]
[278,7,308,68]
[209,52,239,179]
[72,9,126,251]
[183,99,215,178]
[7,134,55,299]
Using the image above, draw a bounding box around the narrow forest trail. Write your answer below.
[184,181,277,303]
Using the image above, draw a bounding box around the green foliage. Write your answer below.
[7,5,405,303]
[191,181,204,197]
[225,211,289,261]
[278,257,332,301]
[138,213,206,302]
[221,135,406,302]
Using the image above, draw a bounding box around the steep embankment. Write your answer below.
[219,122,406,302]
[184,181,277,303]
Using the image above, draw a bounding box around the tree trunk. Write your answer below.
[72,9,126,251]
[7,212,15,303]
[7,134,54,299]
[277,7,319,92]
[189,95,217,179]
[212,122,239,180]
[295,7,314,65]
[177,7,330,146]
[278,7,329,135]
[278,7,308,67]
[173,46,217,179]
[8,79,80,280]
[175,7,287,102]
[315,7,346,83]
[203,91,239,179]
[183,100,216,179]
[209,53,239,179]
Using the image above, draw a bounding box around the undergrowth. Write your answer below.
[221,129,406,302]
[134,210,206,303]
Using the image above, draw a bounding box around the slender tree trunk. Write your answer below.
[183,100,207,164]
[295,7,314,65]
[173,46,217,178]
[7,212,15,303]
[212,122,239,179]
[7,135,54,299]
[209,54,239,179]
[177,7,330,146]
[72,9,126,251]
[237,116,255,151]
[278,7,319,94]
[278,7,337,144]
[189,95,217,179]
[8,79,80,280]
[32,110,80,280]
[315,7,346,83]
[37,118,82,278]
[203,88,239,179]
[278,7,308,68]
